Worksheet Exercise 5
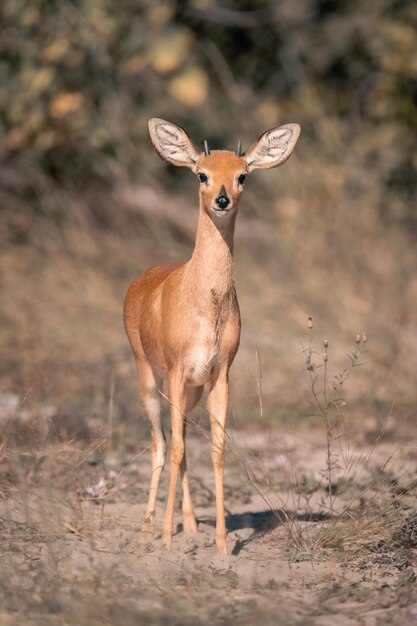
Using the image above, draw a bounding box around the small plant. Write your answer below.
[302,318,368,515]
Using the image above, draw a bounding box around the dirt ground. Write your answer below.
[1,417,417,626]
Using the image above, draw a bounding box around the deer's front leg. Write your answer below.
[207,370,229,555]
[162,370,186,550]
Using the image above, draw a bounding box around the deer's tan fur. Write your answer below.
[124,118,300,553]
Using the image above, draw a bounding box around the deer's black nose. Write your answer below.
[216,186,230,210]
[216,195,230,209]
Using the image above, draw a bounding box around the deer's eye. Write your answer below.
[238,174,246,186]
[198,172,208,183]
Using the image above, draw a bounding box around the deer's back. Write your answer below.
[124,263,182,375]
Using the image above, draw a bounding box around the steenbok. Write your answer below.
[124,118,300,553]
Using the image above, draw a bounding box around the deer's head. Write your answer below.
[148,118,300,222]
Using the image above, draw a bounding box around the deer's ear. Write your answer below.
[243,124,300,172]
[148,118,201,169]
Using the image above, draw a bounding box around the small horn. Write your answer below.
[204,140,210,156]
[236,140,242,156]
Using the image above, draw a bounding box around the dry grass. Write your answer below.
[2,166,417,623]
[1,2,416,622]
[2,167,417,422]
[1,386,416,625]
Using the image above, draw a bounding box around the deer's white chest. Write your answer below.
[184,344,218,386]
[183,312,220,386]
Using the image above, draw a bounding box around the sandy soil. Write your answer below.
[1,424,416,625]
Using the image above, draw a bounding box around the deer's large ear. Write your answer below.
[243,124,300,172]
[148,118,201,169]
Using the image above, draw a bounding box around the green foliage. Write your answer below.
[0,0,415,216]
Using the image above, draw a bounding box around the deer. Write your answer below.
[123,118,300,554]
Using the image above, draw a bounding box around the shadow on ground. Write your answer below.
[193,509,331,555]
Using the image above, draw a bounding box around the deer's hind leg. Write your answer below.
[135,353,166,542]
[181,385,204,534]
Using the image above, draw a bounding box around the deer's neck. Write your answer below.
[186,206,236,297]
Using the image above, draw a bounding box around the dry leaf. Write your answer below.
[168,67,208,107]
[49,93,84,118]
[151,29,193,74]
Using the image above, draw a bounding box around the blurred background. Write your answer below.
[1,0,416,440]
